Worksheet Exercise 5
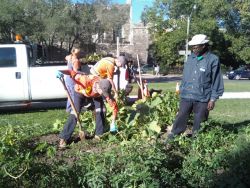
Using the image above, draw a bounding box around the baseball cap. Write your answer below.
[188,34,209,46]
[99,79,112,98]
[117,56,127,67]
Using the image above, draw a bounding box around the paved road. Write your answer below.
[141,74,182,83]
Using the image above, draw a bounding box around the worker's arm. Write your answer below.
[106,65,118,98]
[72,57,81,71]
[210,58,224,101]
[107,78,118,96]
[106,96,118,121]
[58,70,77,78]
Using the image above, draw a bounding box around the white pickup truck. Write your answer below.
[0,43,68,108]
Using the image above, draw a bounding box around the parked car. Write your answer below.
[227,66,250,80]
[138,64,154,74]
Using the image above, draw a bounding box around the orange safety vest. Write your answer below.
[74,74,100,98]
[73,73,118,119]
[92,57,115,79]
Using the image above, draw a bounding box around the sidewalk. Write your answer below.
[220,92,250,99]
[128,92,250,101]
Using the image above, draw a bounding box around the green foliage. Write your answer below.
[104,92,179,141]
[94,2,129,33]
[181,123,236,187]
[144,0,250,68]
[0,0,129,51]
[214,125,250,187]
[82,53,103,63]
[0,95,250,187]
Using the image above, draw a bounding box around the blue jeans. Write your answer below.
[65,76,75,113]
[169,99,208,137]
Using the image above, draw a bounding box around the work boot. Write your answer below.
[167,132,174,139]
[58,139,67,149]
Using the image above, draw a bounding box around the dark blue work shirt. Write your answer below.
[180,52,224,102]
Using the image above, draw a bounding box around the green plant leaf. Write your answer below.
[149,121,161,133]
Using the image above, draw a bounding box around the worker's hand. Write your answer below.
[56,70,64,78]
[110,120,118,132]
[207,100,215,111]
[69,70,77,78]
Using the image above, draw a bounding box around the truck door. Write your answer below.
[0,45,29,102]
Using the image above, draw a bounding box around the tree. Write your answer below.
[93,1,129,43]
[143,0,250,68]
[0,0,45,42]
[0,0,129,53]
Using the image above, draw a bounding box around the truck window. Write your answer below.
[37,45,44,60]
[0,48,16,67]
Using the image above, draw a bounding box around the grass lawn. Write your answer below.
[1,83,249,187]
[209,99,250,124]
[129,79,250,95]
[0,99,249,136]
[0,79,249,136]
[0,109,67,138]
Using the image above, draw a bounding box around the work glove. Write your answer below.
[69,70,77,78]
[56,70,64,78]
[110,120,118,132]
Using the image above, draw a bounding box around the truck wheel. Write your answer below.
[235,75,241,80]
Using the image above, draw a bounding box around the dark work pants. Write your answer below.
[59,92,106,141]
[170,99,208,137]
[93,97,106,136]
[59,91,87,141]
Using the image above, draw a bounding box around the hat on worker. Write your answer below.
[99,79,112,98]
[117,56,127,67]
[188,34,209,46]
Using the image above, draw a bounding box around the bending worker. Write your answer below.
[58,70,118,148]
[90,56,126,98]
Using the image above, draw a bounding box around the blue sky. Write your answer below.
[112,0,154,23]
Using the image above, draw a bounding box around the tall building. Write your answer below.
[95,1,150,64]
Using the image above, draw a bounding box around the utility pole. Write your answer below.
[117,37,120,57]
[185,5,197,62]
[127,0,133,45]
[185,16,190,62]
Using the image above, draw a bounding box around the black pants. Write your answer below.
[59,92,106,141]
[170,99,208,137]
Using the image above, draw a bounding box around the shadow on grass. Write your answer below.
[220,120,250,133]
[0,101,66,114]
[203,119,250,134]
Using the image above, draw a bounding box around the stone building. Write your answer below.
[96,23,150,64]
[95,2,151,65]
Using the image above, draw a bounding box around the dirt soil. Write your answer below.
[25,133,115,165]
